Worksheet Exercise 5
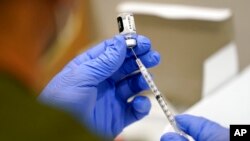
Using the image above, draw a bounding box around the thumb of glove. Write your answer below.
[78,35,127,86]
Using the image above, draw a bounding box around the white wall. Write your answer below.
[89,0,250,70]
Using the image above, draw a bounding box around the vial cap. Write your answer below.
[126,39,137,48]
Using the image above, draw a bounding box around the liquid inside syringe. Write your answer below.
[131,49,188,138]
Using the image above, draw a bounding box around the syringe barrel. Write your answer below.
[135,58,189,139]
[136,59,160,96]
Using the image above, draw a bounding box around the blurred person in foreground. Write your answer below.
[0,0,155,140]
[0,0,229,141]
[0,0,99,140]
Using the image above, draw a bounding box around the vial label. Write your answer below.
[117,17,124,33]
[117,13,136,35]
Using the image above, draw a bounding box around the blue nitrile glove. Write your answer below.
[161,114,229,141]
[39,35,160,138]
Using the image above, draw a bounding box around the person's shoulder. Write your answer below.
[0,73,100,141]
[33,100,101,141]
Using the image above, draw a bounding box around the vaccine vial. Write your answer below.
[117,13,137,48]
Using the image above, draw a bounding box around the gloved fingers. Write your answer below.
[116,73,149,101]
[65,35,127,86]
[64,35,151,70]
[111,50,160,82]
[175,114,229,141]
[161,132,188,141]
[123,50,160,76]
[82,34,151,61]
[63,35,125,70]
[124,96,151,126]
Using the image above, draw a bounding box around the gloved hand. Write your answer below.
[161,114,229,141]
[39,35,160,138]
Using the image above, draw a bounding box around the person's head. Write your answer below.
[0,0,75,89]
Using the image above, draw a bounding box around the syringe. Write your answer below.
[117,13,188,138]
[130,49,188,138]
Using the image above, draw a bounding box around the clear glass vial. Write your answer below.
[117,13,137,48]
